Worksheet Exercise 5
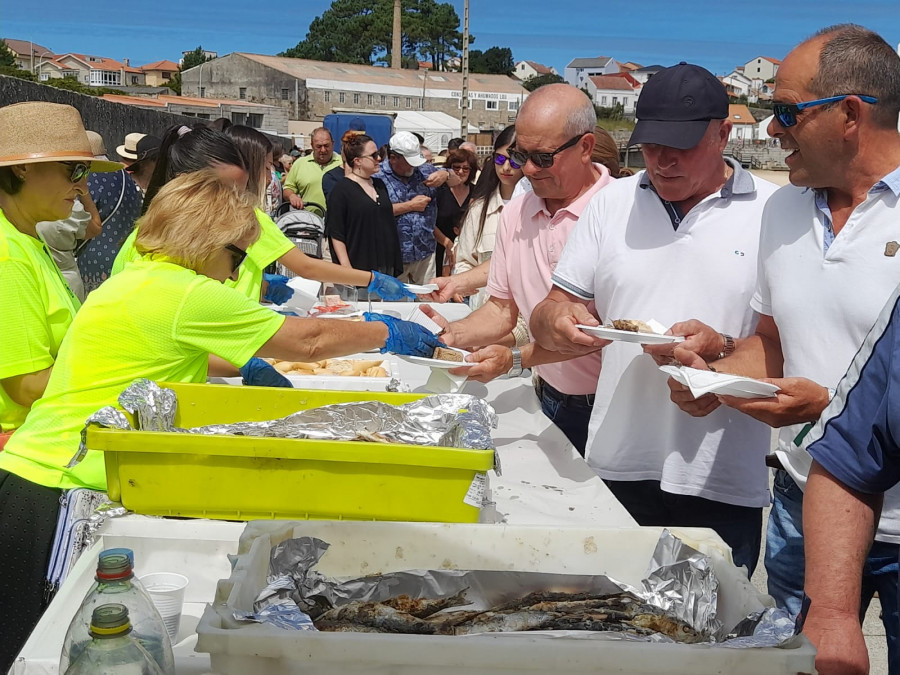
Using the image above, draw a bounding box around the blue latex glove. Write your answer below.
[364,312,444,357]
[263,274,294,305]
[367,271,415,301]
[239,357,292,388]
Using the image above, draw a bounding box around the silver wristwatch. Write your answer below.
[506,348,523,378]
[717,333,735,360]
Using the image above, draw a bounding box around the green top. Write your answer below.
[109,209,295,299]
[0,209,81,432]
[283,153,342,210]
[0,259,285,490]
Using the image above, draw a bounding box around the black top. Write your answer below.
[434,184,471,272]
[325,177,402,277]
[322,165,345,200]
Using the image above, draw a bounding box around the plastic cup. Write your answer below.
[140,572,188,643]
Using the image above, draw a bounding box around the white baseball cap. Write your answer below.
[389,131,426,167]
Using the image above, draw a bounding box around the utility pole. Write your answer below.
[459,0,469,139]
[391,0,402,70]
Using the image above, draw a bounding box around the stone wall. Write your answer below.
[0,76,291,157]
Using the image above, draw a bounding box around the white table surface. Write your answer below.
[13,302,636,674]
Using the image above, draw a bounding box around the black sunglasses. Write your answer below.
[493,153,522,170]
[59,161,90,183]
[509,133,586,169]
[772,94,878,128]
[225,243,247,273]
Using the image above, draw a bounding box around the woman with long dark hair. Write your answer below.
[453,126,523,305]
[433,149,478,275]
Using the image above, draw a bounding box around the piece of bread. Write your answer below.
[433,347,464,362]
[612,319,654,334]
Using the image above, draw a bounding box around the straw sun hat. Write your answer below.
[0,102,122,172]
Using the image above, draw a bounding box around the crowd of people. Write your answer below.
[1,21,899,675]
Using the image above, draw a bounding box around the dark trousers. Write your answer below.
[534,376,594,457]
[603,478,763,576]
[0,470,62,672]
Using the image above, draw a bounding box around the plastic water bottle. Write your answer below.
[59,551,175,674]
[64,604,164,675]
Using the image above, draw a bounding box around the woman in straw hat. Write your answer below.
[0,169,441,667]
[0,102,121,444]
[0,100,121,668]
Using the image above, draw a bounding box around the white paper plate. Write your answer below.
[404,283,439,294]
[398,347,473,369]
[659,365,780,399]
[576,324,684,345]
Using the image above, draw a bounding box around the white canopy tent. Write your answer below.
[391,111,480,152]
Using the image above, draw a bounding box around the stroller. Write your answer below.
[270,201,326,277]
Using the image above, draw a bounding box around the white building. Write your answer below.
[585,75,638,114]
[630,64,664,85]
[727,103,757,141]
[564,56,617,88]
[721,71,752,98]
[513,60,557,82]
[742,56,780,82]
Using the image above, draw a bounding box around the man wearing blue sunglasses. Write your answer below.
[659,24,900,675]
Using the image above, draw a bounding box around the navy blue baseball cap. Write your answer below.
[628,62,729,149]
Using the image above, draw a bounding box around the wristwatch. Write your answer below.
[506,348,523,378]
[717,333,735,360]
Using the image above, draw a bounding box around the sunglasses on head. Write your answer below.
[60,161,90,183]
[225,243,247,273]
[509,133,586,169]
[772,94,878,128]
[493,153,522,170]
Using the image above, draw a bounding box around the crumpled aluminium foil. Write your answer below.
[71,380,498,469]
[641,528,722,637]
[246,531,797,649]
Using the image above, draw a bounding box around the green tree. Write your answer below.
[521,72,564,92]
[0,39,36,81]
[281,0,487,71]
[166,46,215,95]
[468,46,514,75]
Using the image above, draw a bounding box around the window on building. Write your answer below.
[162,71,171,80]
[485,100,499,111]
[40,73,50,81]
[282,88,289,100]
[200,87,206,98]
[131,76,139,85]
[601,96,607,105]
[393,96,399,106]
[367,94,374,105]
[612,96,618,105]
[231,112,247,125]
[63,71,77,79]
[353,93,360,104]
[339,92,345,103]
[239,87,247,100]
[247,113,264,128]
[406,97,412,108]
[380,95,386,106]
[89,70,121,87]
[622,97,628,107]
[507,99,519,112]
[324,91,330,102]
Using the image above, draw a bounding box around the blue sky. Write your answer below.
[5,0,899,76]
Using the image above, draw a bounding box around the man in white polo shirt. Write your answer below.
[530,63,778,573]
[666,26,900,672]
[421,83,613,456]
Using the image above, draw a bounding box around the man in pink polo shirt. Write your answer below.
[421,84,614,455]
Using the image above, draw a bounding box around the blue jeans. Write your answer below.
[603,479,762,575]
[767,469,899,673]
[535,377,594,457]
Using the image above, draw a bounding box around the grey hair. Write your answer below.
[563,95,598,137]
[809,24,900,129]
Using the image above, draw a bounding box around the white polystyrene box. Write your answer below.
[195,521,816,675]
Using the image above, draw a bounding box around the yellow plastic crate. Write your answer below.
[85,383,495,523]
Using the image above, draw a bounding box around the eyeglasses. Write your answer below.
[365,152,380,162]
[60,161,90,183]
[509,133,586,169]
[772,94,878,128]
[225,243,247,273]
[493,153,522,170]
